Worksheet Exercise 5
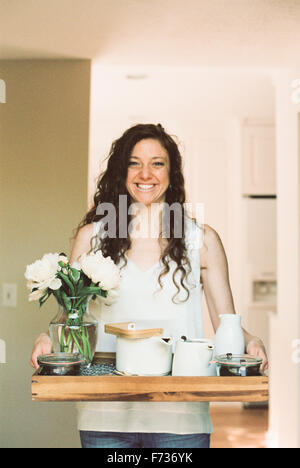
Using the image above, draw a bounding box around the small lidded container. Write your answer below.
[215,353,263,377]
[37,353,86,375]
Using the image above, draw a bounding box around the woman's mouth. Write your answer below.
[135,184,156,192]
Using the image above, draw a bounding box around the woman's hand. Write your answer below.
[30,333,53,370]
[246,338,268,373]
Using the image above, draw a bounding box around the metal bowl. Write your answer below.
[37,353,86,376]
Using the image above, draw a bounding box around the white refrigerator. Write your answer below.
[242,197,277,356]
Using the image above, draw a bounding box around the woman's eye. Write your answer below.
[128,160,164,168]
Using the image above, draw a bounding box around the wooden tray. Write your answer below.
[32,352,269,403]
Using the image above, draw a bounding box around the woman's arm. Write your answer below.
[69,223,94,264]
[200,224,268,372]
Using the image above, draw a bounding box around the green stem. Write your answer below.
[66,330,72,350]
[74,296,89,310]
[60,325,65,352]
[85,326,92,363]
[70,328,83,355]
[57,271,76,296]
[81,326,87,360]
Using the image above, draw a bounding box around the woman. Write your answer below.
[31,123,268,449]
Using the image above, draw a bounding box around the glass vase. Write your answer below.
[49,297,98,365]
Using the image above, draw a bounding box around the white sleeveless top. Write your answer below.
[76,217,213,434]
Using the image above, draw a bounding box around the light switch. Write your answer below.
[2,283,17,307]
[0,339,6,363]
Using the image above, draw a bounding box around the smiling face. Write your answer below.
[126,138,170,207]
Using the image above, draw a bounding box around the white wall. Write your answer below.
[267,68,300,448]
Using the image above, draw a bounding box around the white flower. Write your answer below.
[49,278,62,290]
[58,255,69,264]
[80,251,120,291]
[102,287,120,306]
[26,280,36,291]
[25,253,62,291]
[71,261,81,270]
[28,288,47,302]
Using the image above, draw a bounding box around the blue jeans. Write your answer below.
[80,431,210,448]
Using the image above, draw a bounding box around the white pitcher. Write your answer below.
[172,337,215,376]
[214,314,245,355]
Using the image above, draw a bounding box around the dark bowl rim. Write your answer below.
[37,352,86,367]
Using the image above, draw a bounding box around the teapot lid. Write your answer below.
[215,353,262,367]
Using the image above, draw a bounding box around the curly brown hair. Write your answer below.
[74,123,194,303]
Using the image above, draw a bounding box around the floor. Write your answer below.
[210,405,269,448]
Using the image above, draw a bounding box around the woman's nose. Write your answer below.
[140,165,152,179]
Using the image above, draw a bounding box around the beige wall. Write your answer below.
[0,60,91,448]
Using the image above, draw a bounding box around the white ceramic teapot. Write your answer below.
[116,335,173,376]
[105,322,173,376]
[172,336,216,376]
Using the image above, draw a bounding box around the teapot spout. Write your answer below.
[160,337,173,347]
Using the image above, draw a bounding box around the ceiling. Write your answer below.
[90,66,275,121]
[0,0,300,68]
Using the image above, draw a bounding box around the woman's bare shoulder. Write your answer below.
[70,223,94,263]
[200,224,223,268]
[77,223,94,239]
[203,224,222,244]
